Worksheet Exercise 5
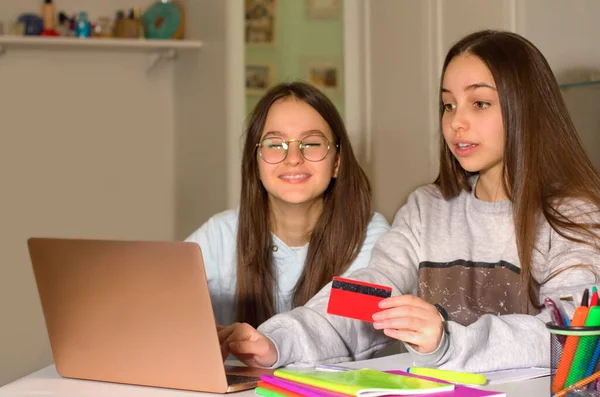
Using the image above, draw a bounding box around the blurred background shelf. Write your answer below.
[559,80,600,89]
[0,36,203,52]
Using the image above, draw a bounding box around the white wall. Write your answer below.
[173,0,230,239]
[0,48,176,381]
[517,0,600,173]
[0,0,231,386]
[1,0,158,26]
[367,0,434,221]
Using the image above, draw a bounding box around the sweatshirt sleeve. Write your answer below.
[258,192,424,367]
[410,204,600,372]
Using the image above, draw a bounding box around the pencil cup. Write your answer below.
[548,323,600,396]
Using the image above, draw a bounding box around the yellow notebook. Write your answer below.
[274,368,455,396]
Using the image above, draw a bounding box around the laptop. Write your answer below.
[27,237,274,393]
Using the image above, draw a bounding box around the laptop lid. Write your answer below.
[28,238,268,393]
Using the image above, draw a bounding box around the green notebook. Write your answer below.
[274,368,455,396]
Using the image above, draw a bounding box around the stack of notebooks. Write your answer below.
[255,368,506,397]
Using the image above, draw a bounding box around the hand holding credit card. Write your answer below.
[326,277,392,322]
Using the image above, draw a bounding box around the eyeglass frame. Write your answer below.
[255,134,340,164]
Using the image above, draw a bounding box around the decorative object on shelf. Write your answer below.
[75,11,91,38]
[57,12,74,36]
[121,8,145,39]
[17,14,44,36]
[142,0,185,40]
[306,0,342,19]
[245,61,275,95]
[41,0,59,36]
[245,0,276,46]
[302,57,343,97]
[133,8,145,39]
[113,10,126,38]
[8,22,26,36]
[94,17,113,38]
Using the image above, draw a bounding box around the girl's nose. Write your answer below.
[450,107,470,132]
[284,141,303,165]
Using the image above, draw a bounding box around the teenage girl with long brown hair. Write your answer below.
[186,82,389,328]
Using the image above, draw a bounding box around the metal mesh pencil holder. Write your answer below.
[548,323,600,396]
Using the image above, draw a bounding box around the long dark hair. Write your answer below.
[435,30,600,310]
[236,82,372,327]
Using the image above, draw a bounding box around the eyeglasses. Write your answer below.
[256,135,338,164]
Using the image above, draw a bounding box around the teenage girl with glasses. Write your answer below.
[217,30,600,372]
[185,82,389,328]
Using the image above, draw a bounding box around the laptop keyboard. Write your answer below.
[226,373,260,386]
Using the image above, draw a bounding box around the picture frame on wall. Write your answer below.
[246,62,275,95]
[306,0,342,19]
[245,0,277,45]
[303,57,343,98]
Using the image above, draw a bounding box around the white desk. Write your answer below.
[0,354,549,397]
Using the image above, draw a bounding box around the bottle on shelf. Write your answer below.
[122,8,146,39]
[40,0,59,36]
[112,10,125,38]
[75,11,91,38]
[133,7,146,39]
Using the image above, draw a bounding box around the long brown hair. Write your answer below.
[435,30,600,310]
[236,82,372,327]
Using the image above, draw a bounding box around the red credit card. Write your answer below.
[326,277,392,322]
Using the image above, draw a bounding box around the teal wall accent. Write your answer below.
[245,0,344,117]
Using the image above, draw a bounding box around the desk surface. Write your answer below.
[0,354,549,397]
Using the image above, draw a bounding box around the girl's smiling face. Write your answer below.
[258,98,339,207]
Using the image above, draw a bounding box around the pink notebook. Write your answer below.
[260,370,505,397]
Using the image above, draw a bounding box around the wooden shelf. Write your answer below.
[0,36,203,52]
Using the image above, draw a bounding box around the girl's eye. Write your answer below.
[443,103,456,112]
[474,101,491,109]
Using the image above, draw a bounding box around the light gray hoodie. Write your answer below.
[257,182,600,372]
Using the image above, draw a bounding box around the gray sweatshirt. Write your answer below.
[257,182,600,372]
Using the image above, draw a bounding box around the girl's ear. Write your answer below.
[333,153,340,178]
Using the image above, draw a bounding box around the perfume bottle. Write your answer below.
[113,10,125,38]
[75,11,91,38]
[133,7,145,39]
[122,8,145,39]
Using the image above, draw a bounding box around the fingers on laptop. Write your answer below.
[217,323,277,367]
[228,338,275,368]
[217,323,242,361]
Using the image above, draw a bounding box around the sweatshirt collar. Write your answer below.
[468,175,512,214]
